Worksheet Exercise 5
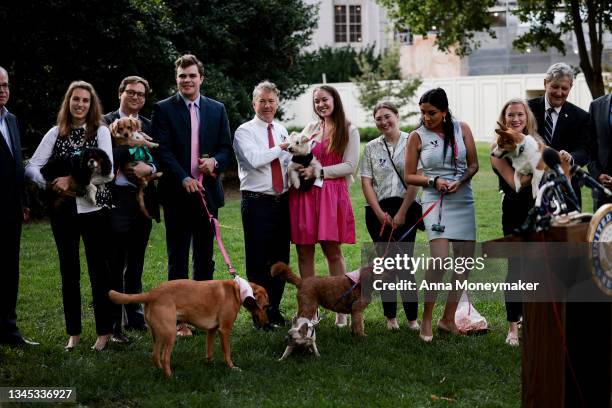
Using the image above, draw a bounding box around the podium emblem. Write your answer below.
[588,204,612,296]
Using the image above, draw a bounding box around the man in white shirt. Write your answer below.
[234,81,291,328]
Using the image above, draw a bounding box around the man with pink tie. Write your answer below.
[152,54,232,290]
[234,81,291,328]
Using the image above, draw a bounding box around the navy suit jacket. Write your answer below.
[587,94,612,180]
[152,93,232,210]
[0,111,24,219]
[528,96,589,205]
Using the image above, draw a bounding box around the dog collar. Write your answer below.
[515,140,526,157]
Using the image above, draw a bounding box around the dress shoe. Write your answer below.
[267,308,287,327]
[91,335,111,351]
[64,336,80,351]
[1,335,39,347]
[111,332,130,344]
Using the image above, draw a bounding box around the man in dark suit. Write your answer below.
[104,76,158,341]
[587,93,612,210]
[0,66,37,347]
[528,62,589,209]
[152,54,232,290]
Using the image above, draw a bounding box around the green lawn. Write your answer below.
[0,142,593,407]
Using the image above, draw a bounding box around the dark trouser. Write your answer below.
[365,197,418,321]
[110,185,152,329]
[163,193,215,281]
[240,191,290,311]
[0,209,23,343]
[502,189,534,323]
[49,201,113,335]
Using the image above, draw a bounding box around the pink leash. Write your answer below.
[196,173,236,276]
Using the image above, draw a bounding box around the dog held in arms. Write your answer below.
[271,262,373,360]
[286,131,322,191]
[108,279,270,376]
[491,121,571,198]
[40,147,113,206]
[109,116,162,219]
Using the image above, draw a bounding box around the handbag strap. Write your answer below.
[383,137,408,190]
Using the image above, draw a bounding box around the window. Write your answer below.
[334,3,362,43]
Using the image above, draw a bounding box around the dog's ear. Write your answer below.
[109,120,118,136]
[130,117,141,131]
[298,322,309,337]
[300,134,310,144]
[99,149,112,176]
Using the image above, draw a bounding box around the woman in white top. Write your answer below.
[26,81,115,351]
[361,101,421,331]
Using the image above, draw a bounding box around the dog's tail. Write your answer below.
[108,290,151,305]
[271,262,302,287]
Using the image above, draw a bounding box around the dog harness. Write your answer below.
[291,153,316,191]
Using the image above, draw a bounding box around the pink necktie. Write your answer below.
[268,124,283,193]
[190,102,200,178]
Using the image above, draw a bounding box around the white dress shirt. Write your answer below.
[233,116,291,194]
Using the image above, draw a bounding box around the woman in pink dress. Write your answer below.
[289,85,360,326]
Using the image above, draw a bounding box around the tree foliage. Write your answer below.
[0,0,317,153]
[351,44,422,120]
[378,0,612,98]
[299,45,380,84]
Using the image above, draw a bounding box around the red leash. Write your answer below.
[196,173,236,276]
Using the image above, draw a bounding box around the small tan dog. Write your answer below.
[271,262,372,337]
[109,279,269,377]
[109,116,163,219]
[109,116,159,150]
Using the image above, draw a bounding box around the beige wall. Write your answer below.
[399,36,462,78]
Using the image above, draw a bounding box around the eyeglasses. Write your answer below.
[124,90,145,99]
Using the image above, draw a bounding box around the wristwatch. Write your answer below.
[427,176,436,188]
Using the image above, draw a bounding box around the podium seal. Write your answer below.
[588,204,612,296]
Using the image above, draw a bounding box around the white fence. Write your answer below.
[282,73,593,142]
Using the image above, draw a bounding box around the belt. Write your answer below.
[242,190,288,202]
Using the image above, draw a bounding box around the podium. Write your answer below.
[484,221,612,408]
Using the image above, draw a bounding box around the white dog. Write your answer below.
[279,315,320,361]
[287,132,322,191]
[491,127,545,198]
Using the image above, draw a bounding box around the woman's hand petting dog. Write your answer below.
[51,176,76,197]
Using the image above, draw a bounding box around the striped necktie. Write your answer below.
[544,107,555,145]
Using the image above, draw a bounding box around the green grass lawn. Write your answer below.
[0,142,593,407]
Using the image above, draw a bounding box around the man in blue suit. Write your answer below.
[0,66,37,346]
[152,55,232,291]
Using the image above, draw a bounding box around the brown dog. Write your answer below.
[109,116,163,219]
[271,262,372,336]
[108,279,269,376]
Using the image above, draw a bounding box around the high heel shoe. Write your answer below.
[91,335,111,351]
[419,332,433,342]
[335,313,347,328]
[386,318,400,330]
[64,335,80,351]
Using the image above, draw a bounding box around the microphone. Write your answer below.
[542,148,579,208]
[570,165,612,197]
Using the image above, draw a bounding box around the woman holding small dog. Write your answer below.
[405,88,479,342]
[360,101,421,331]
[289,85,360,327]
[25,81,115,351]
[490,98,539,346]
